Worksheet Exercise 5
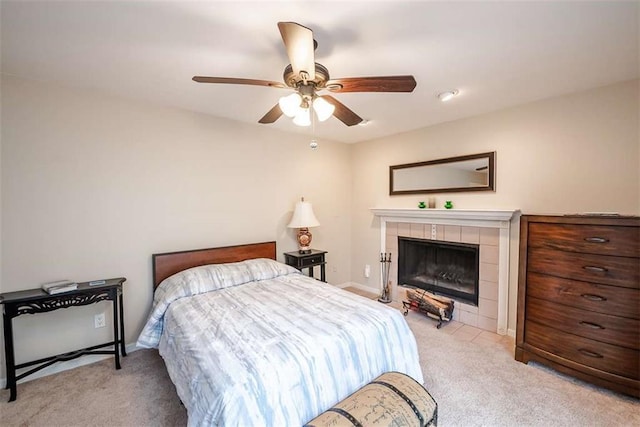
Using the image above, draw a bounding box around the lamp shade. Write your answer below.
[313,97,335,122]
[279,93,302,117]
[287,198,320,228]
[292,107,311,127]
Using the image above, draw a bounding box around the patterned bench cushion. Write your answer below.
[305,371,437,427]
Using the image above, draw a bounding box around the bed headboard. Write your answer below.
[152,241,277,289]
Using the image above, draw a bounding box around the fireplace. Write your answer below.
[371,208,519,335]
[398,236,480,306]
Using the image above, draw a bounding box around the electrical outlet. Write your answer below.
[364,264,371,278]
[94,313,106,328]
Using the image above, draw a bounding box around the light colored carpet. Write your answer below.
[406,314,639,426]
[1,312,637,426]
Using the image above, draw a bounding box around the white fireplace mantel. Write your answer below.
[371,207,520,335]
[370,208,518,227]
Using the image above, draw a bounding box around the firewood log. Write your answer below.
[406,289,453,310]
[405,288,454,321]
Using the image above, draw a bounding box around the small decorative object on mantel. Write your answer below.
[403,287,454,329]
[378,253,392,303]
[444,200,453,209]
[287,197,320,254]
[418,201,426,209]
[428,197,436,208]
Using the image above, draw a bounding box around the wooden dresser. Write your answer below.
[516,215,639,397]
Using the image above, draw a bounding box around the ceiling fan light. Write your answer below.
[313,97,335,122]
[279,93,302,117]
[293,107,311,126]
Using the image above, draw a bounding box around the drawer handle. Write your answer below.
[583,265,608,273]
[579,321,604,330]
[581,293,607,302]
[584,237,609,244]
[578,348,603,358]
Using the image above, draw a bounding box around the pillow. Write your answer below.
[244,258,300,281]
[170,261,254,294]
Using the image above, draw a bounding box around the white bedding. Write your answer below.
[137,258,423,426]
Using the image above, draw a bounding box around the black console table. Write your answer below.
[0,278,126,402]
[284,249,327,282]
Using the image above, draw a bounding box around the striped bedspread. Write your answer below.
[137,258,423,427]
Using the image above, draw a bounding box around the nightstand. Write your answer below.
[284,249,327,282]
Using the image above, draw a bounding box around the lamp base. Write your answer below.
[297,227,313,253]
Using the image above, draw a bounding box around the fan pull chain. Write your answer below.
[310,102,318,149]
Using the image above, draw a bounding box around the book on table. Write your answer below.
[41,280,78,294]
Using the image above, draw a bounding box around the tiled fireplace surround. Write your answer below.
[371,209,519,335]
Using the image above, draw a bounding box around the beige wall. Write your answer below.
[1,75,638,380]
[0,75,352,376]
[349,79,639,333]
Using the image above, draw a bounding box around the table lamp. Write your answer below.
[287,197,320,253]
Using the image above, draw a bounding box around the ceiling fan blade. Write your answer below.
[277,22,315,81]
[258,104,283,124]
[320,95,363,126]
[192,76,286,88]
[325,76,416,93]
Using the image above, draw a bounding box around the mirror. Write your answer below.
[390,152,495,195]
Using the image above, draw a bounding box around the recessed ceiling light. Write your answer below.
[438,90,459,102]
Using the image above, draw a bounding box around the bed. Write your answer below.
[137,241,423,426]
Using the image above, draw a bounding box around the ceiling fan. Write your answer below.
[193,22,417,127]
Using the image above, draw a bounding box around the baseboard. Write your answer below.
[334,281,353,289]
[0,342,140,388]
[507,328,516,338]
[340,281,380,294]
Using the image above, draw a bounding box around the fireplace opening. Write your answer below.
[398,236,479,306]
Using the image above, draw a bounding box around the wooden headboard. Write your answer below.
[152,241,276,289]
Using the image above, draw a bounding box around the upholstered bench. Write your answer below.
[304,371,438,427]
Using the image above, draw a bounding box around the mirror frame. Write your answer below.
[389,151,495,195]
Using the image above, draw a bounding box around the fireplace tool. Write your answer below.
[378,252,392,303]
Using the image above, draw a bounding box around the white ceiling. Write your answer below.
[2,1,638,144]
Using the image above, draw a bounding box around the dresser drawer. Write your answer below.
[525,321,639,379]
[528,223,639,257]
[526,297,640,349]
[526,272,639,319]
[527,247,639,289]
[300,255,324,267]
